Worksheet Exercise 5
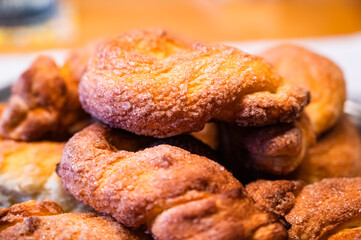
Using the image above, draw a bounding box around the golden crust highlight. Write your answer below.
[80,29,309,137]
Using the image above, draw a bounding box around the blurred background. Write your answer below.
[0,0,361,101]
[1,0,361,52]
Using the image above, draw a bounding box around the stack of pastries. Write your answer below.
[0,29,360,240]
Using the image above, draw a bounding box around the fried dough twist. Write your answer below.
[261,44,346,136]
[246,180,304,216]
[290,115,361,183]
[0,201,150,240]
[219,113,315,176]
[328,227,361,240]
[241,114,315,174]
[286,178,361,240]
[220,44,346,176]
[0,102,87,211]
[79,29,309,138]
[0,55,90,141]
[247,44,346,175]
[247,178,361,240]
[152,188,287,240]
[57,123,288,239]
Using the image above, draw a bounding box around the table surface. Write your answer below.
[1,0,361,53]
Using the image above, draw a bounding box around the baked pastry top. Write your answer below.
[0,29,358,240]
[290,115,361,183]
[247,178,361,240]
[80,29,309,138]
[57,122,288,239]
[0,56,90,141]
[0,201,150,240]
[261,44,346,136]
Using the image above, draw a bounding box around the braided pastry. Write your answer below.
[0,55,90,141]
[57,123,288,239]
[0,200,150,240]
[328,227,361,240]
[218,113,315,177]
[0,103,87,211]
[290,115,361,183]
[287,178,361,240]
[261,43,346,136]
[151,188,287,240]
[79,29,309,138]
[220,44,346,176]
[247,178,361,240]
[246,180,304,216]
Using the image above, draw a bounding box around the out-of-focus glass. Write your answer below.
[0,0,57,26]
[0,0,76,52]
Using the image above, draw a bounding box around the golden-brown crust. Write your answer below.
[0,200,62,231]
[218,113,315,176]
[1,214,150,240]
[151,188,288,240]
[0,201,150,240]
[0,56,90,141]
[286,178,361,240]
[246,180,304,216]
[0,127,87,212]
[57,123,289,239]
[217,85,310,127]
[79,29,309,137]
[57,122,241,228]
[328,227,361,240]
[243,114,315,174]
[261,44,346,136]
[290,115,361,183]
[217,44,344,177]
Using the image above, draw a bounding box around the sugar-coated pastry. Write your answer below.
[79,29,309,138]
[0,101,88,211]
[151,188,288,240]
[247,178,361,239]
[261,44,346,136]
[57,123,241,227]
[218,114,315,176]
[0,105,88,212]
[328,227,361,240]
[286,178,361,240]
[0,201,151,240]
[246,180,304,216]
[219,43,346,176]
[290,115,361,183]
[0,56,90,141]
[57,123,288,239]
[0,200,62,231]
[241,114,315,174]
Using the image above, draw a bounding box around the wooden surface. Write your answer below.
[1,0,361,53]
